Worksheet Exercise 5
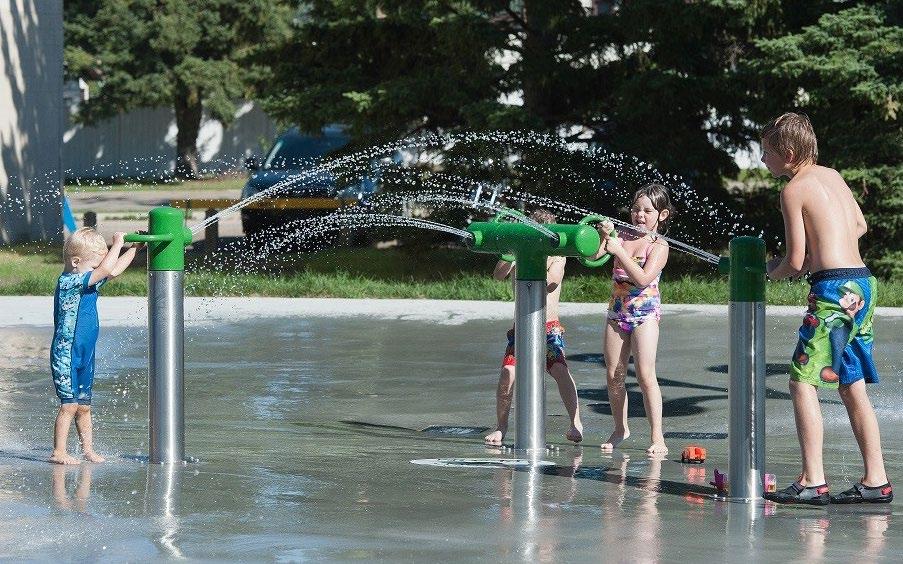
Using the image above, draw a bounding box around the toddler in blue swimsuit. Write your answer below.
[50,228,141,465]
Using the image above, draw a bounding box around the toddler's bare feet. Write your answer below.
[484,429,505,446]
[600,428,629,451]
[566,423,583,443]
[83,451,106,463]
[49,451,80,465]
[646,442,668,456]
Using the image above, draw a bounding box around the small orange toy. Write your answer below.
[681,445,706,464]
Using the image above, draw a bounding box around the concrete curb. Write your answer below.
[3,296,902,327]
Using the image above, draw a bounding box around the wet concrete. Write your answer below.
[0,304,900,560]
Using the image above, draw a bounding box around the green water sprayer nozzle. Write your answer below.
[720,236,766,302]
[124,206,193,271]
[718,255,731,275]
[467,212,604,280]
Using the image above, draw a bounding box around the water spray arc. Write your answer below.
[125,207,192,464]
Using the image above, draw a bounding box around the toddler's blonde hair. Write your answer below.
[760,112,818,166]
[63,227,108,262]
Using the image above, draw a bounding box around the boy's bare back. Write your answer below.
[782,164,867,272]
[495,256,565,322]
[544,256,565,322]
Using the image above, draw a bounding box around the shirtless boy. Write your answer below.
[760,112,891,504]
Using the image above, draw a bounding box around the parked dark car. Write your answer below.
[240,126,376,235]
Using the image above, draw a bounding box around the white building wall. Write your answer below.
[0,0,63,243]
[63,102,280,178]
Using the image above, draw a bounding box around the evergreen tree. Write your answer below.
[257,1,773,196]
[745,2,902,277]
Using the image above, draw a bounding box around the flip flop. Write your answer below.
[830,482,893,504]
[763,480,830,506]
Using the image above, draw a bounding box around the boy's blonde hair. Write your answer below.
[64,227,108,261]
[761,112,818,166]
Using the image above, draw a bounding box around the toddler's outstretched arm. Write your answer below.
[109,241,144,279]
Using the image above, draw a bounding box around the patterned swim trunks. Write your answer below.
[502,320,567,371]
[790,267,879,388]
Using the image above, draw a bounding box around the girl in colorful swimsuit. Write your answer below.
[598,184,674,456]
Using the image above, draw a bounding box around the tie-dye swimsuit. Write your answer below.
[607,241,661,333]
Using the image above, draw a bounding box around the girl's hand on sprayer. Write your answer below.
[128,230,148,250]
[598,221,623,255]
[605,235,623,255]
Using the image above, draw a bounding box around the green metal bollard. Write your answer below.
[125,207,193,464]
[720,237,767,500]
[467,214,603,455]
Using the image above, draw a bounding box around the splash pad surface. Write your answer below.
[0,298,900,560]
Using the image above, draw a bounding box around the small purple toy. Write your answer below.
[710,468,728,494]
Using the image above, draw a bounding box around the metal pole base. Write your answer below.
[148,270,186,464]
[514,279,546,454]
[727,301,766,500]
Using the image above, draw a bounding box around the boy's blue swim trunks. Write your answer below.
[790,267,879,389]
[51,271,106,405]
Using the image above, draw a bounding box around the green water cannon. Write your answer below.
[124,207,193,271]
[466,211,611,279]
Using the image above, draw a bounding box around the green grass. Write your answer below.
[2,244,901,305]
[65,175,246,194]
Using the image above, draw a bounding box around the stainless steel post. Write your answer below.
[514,279,546,453]
[728,301,766,500]
[148,270,185,464]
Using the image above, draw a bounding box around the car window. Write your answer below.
[262,132,348,170]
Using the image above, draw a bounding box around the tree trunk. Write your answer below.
[520,1,558,126]
[174,83,202,179]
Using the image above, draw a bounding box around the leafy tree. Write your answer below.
[744,3,902,277]
[65,0,294,178]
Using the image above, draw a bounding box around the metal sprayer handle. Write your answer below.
[491,208,527,223]
[125,233,174,243]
